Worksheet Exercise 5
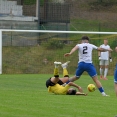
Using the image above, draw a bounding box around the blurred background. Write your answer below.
[1,0,117,74]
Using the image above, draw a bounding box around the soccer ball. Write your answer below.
[87,84,96,92]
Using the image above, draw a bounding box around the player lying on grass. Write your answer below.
[46,61,87,95]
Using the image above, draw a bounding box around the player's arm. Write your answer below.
[75,92,87,96]
[64,45,79,57]
[109,52,112,58]
[92,44,112,52]
[98,46,101,60]
[109,49,112,62]
[97,47,113,52]
[98,51,101,60]
[68,82,83,93]
[98,51,101,56]
[97,45,101,59]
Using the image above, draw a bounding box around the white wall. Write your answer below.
[0,0,22,16]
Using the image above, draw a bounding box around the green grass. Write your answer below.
[70,19,117,32]
[3,40,117,75]
[0,74,117,117]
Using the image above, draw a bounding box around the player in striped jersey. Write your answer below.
[64,36,113,96]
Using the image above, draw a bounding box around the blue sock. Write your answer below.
[66,80,70,84]
[98,87,104,93]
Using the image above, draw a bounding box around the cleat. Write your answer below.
[100,75,103,80]
[102,94,110,97]
[103,77,108,80]
[54,61,62,65]
[102,92,110,96]
[61,61,70,68]
[100,76,108,80]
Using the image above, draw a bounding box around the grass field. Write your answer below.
[0,74,117,117]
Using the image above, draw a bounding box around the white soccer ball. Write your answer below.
[87,84,96,92]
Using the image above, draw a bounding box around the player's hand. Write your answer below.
[99,57,101,60]
[110,58,112,62]
[108,48,113,52]
[75,92,88,96]
[64,53,71,57]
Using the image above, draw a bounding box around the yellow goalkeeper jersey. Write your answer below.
[48,84,70,95]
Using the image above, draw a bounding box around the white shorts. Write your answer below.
[99,60,109,66]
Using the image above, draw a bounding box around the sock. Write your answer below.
[104,68,108,78]
[98,87,104,93]
[63,68,69,77]
[54,68,59,77]
[100,68,103,76]
[55,64,59,68]
[66,80,70,84]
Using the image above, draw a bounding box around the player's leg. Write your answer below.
[46,61,62,88]
[61,61,70,77]
[92,76,109,96]
[69,62,84,82]
[99,60,104,79]
[114,83,117,97]
[103,60,109,80]
[59,61,70,83]
[51,61,62,83]
[114,64,117,97]
[87,63,109,96]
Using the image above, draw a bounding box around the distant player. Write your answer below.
[98,39,112,80]
[46,61,87,96]
[114,47,117,97]
[64,36,113,96]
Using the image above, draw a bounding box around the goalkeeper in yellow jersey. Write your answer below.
[46,61,87,95]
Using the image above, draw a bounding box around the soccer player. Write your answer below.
[46,61,87,96]
[114,47,117,97]
[64,36,113,96]
[98,39,112,80]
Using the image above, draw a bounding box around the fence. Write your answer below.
[0,29,117,75]
[0,0,117,74]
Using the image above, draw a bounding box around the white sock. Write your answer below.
[104,68,108,78]
[62,66,66,69]
[100,68,103,76]
[55,65,59,68]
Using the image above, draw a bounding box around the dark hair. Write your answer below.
[68,89,76,95]
[81,36,89,41]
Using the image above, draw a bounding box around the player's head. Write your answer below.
[67,88,76,95]
[104,39,108,45]
[81,36,89,43]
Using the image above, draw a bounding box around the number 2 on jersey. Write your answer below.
[83,46,87,54]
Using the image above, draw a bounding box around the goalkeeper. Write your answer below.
[98,39,112,80]
[46,61,87,95]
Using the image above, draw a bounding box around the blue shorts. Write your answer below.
[75,62,97,78]
[114,64,117,83]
